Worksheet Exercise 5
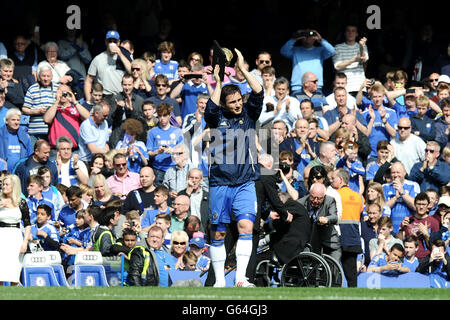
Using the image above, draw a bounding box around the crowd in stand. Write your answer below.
[0,16,449,288]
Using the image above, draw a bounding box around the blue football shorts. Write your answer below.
[209,181,257,226]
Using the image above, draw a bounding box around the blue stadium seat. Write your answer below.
[22,266,59,287]
[73,265,110,287]
[52,264,69,287]
[72,252,109,287]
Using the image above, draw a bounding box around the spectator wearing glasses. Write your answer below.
[409,141,450,192]
[130,58,155,99]
[280,28,334,94]
[170,230,189,269]
[78,102,110,162]
[170,195,190,232]
[106,153,141,200]
[250,51,273,86]
[293,72,328,116]
[390,117,426,174]
[147,74,182,127]
[84,30,131,105]
[426,73,440,97]
[187,52,204,70]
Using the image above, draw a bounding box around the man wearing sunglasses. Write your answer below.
[249,51,273,86]
[106,153,141,200]
[409,141,450,192]
[390,117,426,174]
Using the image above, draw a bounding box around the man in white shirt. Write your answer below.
[324,72,358,111]
[258,77,301,131]
[390,117,426,174]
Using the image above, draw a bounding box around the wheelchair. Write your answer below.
[254,244,345,288]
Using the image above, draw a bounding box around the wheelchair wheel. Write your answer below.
[280,252,332,287]
[254,260,280,287]
[322,254,345,287]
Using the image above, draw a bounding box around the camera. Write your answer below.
[62,91,68,98]
[405,89,415,94]
[370,79,375,86]
[128,220,135,227]
[279,162,291,174]
[293,30,315,39]
[409,217,415,224]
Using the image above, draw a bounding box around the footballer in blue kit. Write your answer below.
[204,49,264,288]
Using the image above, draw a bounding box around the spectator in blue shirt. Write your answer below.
[154,41,179,85]
[280,28,334,94]
[0,108,33,172]
[409,141,450,192]
[336,141,365,194]
[402,236,420,272]
[411,95,437,143]
[146,102,184,186]
[366,243,410,275]
[383,161,420,234]
[29,204,60,251]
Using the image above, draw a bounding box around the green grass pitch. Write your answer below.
[1,287,450,300]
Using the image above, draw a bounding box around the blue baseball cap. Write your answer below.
[106,30,120,40]
[189,236,205,248]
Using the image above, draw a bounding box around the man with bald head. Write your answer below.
[390,117,426,174]
[339,113,371,163]
[280,118,318,181]
[382,161,420,234]
[122,166,157,215]
[290,72,329,116]
[324,87,368,137]
[170,194,191,232]
[297,182,341,261]
[178,168,209,232]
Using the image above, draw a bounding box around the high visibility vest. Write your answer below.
[93,228,115,252]
[128,245,151,281]
[338,186,364,248]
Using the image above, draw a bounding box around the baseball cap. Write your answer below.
[189,236,205,248]
[438,75,450,85]
[106,30,120,40]
[438,196,450,208]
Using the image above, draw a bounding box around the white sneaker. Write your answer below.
[235,278,256,288]
[213,281,226,288]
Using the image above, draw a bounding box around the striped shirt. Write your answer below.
[332,42,368,92]
[23,83,59,135]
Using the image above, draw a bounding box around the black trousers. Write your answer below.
[341,250,359,287]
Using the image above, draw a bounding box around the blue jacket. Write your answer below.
[410,114,436,143]
[0,124,33,167]
[409,160,450,192]
[435,117,449,150]
[204,89,264,186]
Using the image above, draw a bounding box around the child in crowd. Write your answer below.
[61,210,92,266]
[141,186,172,230]
[189,236,210,272]
[369,216,404,260]
[121,210,144,242]
[366,243,410,275]
[29,204,60,252]
[26,175,56,224]
[38,166,65,220]
[79,183,94,206]
[142,100,158,130]
[181,251,198,271]
[155,213,172,248]
[336,141,365,194]
[402,236,420,272]
[111,228,138,259]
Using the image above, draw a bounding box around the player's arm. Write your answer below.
[235,48,262,94]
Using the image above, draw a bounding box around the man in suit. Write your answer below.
[297,183,341,261]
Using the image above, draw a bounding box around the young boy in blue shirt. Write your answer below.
[402,236,420,272]
[336,141,365,194]
[367,243,410,275]
[141,186,172,230]
[29,204,60,251]
[189,236,210,272]
[26,174,56,224]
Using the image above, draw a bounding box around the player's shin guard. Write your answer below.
[235,233,253,281]
[210,239,226,286]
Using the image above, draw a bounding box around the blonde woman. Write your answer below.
[0,174,31,286]
[79,183,94,206]
[131,58,154,98]
[170,230,189,269]
[92,174,119,206]
[362,181,391,221]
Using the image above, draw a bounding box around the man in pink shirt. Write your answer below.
[106,153,141,200]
